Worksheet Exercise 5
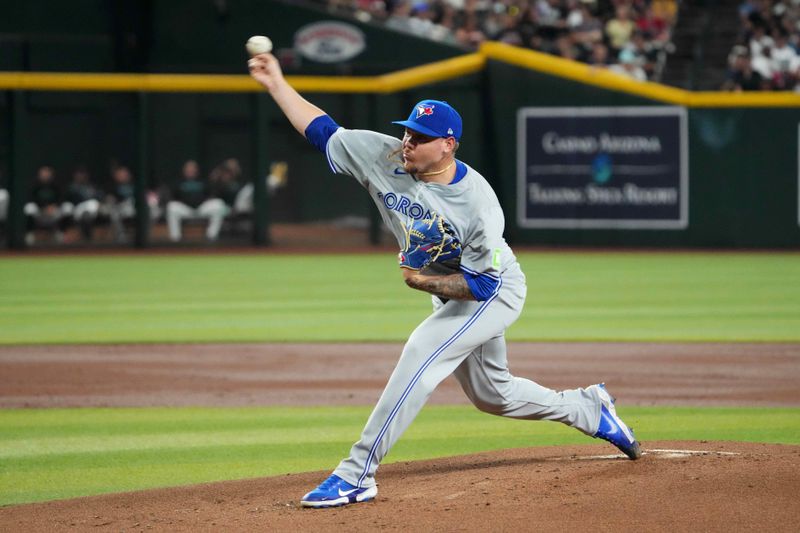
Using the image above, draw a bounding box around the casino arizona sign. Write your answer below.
[541,132,663,154]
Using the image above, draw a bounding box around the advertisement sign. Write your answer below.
[517,107,688,229]
[294,22,365,63]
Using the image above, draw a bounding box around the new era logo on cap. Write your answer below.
[393,99,463,140]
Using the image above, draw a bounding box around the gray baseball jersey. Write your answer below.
[325,128,514,277]
[324,128,604,489]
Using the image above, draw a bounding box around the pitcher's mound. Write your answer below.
[2,441,798,532]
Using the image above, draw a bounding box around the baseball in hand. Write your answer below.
[246,35,272,56]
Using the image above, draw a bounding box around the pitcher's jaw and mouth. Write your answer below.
[401,128,454,175]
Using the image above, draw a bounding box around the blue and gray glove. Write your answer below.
[398,215,462,271]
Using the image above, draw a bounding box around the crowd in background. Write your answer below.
[0,160,288,246]
[315,0,679,81]
[724,0,800,90]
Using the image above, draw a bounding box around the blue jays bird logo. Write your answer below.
[416,104,435,118]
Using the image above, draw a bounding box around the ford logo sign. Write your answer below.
[294,21,366,63]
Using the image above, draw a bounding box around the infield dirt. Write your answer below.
[1,342,798,407]
[1,342,799,532]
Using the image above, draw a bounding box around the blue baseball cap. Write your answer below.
[392,99,463,140]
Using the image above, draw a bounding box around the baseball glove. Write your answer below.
[398,214,462,271]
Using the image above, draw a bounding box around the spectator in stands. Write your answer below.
[386,1,416,34]
[650,0,678,26]
[739,0,761,23]
[364,0,390,22]
[166,159,228,242]
[234,161,289,216]
[749,21,775,58]
[515,5,543,50]
[209,158,243,212]
[624,30,659,78]
[770,29,799,88]
[777,7,800,45]
[104,164,161,243]
[569,2,605,59]
[587,41,611,67]
[105,165,136,242]
[63,166,102,241]
[535,0,568,44]
[316,0,675,82]
[24,165,67,245]
[491,9,526,46]
[636,5,670,44]
[455,9,488,48]
[605,5,636,55]
[556,32,580,60]
[722,46,769,90]
[753,0,775,26]
[751,43,775,80]
[436,3,460,38]
[609,47,647,80]
[410,2,457,42]
[726,0,800,90]
[481,2,505,39]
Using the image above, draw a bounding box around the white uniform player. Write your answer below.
[247,53,641,510]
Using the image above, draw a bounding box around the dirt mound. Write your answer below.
[2,441,798,532]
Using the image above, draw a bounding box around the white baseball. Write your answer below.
[246,35,272,56]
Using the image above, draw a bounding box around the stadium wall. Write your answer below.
[485,60,800,247]
[2,0,799,248]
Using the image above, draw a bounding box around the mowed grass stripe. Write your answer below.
[1,405,799,505]
[0,253,798,343]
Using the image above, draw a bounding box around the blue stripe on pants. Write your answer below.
[357,281,502,487]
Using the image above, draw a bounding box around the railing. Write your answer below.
[3,42,800,105]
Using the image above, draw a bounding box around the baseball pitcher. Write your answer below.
[248,51,642,509]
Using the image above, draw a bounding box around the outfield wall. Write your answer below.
[485,60,800,247]
[2,1,799,248]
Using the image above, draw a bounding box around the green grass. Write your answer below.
[1,254,797,506]
[0,252,798,344]
[1,405,798,506]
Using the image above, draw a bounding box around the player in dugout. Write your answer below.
[248,49,642,509]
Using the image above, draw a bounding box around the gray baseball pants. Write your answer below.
[333,265,603,488]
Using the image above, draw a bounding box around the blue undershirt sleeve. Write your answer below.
[462,270,500,301]
[304,115,341,153]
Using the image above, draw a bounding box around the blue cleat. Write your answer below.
[300,474,378,508]
[593,383,642,460]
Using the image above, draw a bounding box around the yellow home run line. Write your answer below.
[0,41,797,107]
[479,42,800,107]
[0,54,485,95]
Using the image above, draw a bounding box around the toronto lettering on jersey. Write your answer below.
[378,192,433,220]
